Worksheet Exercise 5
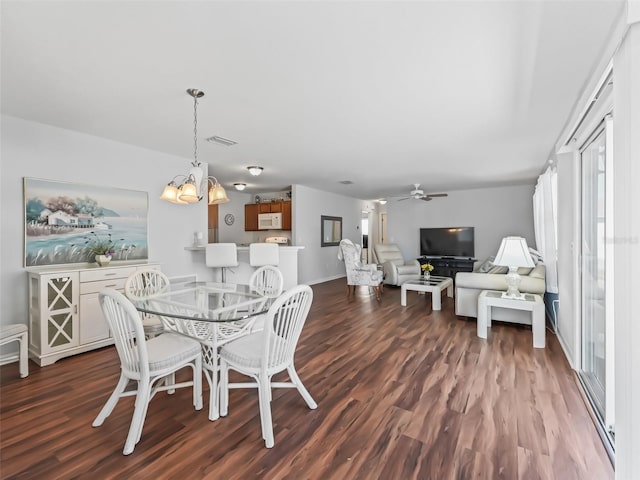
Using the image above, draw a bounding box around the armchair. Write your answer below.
[373,244,420,286]
[338,239,383,301]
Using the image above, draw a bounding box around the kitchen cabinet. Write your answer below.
[28,262,160,366]
[245,201,291,231]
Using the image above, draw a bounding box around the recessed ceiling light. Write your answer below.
[379,199,387,205]
[247,166,263,176]
[339,180,354,185]
[234,183,247,191]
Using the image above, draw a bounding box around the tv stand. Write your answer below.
[419,256,476,280]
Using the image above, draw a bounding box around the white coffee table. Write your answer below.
[401,276,453,311]
[477,290,545,348]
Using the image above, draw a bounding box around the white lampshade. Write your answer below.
[493,236,535,299]
[493,237,535,268]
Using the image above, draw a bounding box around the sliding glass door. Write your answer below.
[579,117,614,444]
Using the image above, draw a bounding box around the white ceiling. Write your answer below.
[1,1,625,200]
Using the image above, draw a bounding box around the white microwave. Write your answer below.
[258,212,283,230]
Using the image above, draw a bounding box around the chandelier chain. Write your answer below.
[193,94,199,166]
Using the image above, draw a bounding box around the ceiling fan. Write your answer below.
[393,184,448,202]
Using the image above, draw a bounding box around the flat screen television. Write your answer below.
[420,227,475,258]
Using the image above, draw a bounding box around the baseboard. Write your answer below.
[306,274,345,286]
[0,353,20,366]
[556,329,576,370]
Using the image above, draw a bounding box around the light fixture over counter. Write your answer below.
[161,89,229,205]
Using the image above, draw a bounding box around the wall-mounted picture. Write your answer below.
[24,178,149,267]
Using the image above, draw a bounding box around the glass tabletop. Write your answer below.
[130,281,270,323]
[405,275,451,286]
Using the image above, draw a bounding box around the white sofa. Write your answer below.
[373,244,420,286]
[455,262,546,324]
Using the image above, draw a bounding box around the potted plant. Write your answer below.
[83,232,122,266]
[421,261,434,278]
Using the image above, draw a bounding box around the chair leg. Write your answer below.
[345,284,351,297]
[19,332,28,378]
[167,372,176,395]
[207,363,219,421]
[257,374,274,448]
[374,285,381,302]
[287,365,317,409]
[93,374,129,427]
[124,381,151,455]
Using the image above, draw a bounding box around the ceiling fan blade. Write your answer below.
[425,193,448,198]
[420,196,433,202]
[397,197,411,201]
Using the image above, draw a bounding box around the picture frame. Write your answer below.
[23,177,149,267]
[321,215,342,247]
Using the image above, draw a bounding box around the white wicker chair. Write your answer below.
[92,289,202,455]
[124,268,170,338]
[219,285,317,448]
[248,265,285,332]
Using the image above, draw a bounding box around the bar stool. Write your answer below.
[0,324,29,378]
[206,243,238,282]
[249,242,279,267]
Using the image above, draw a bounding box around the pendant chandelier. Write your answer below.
[160,89,229,205]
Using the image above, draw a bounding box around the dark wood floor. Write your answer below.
[1,279,612,479]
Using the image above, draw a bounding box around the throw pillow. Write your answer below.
[487,265,509,274]
[477,256,495,273]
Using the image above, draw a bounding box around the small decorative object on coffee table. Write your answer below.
[401,275,453,311]
[421,261,434,279]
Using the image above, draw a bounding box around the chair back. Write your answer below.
[374,243,405,266]
[206,243,238,268]
[262,285,313,372]
[249,266,284,298]
[124,268,170,299]
[249,243,279,267]
[99,289,149,379]
[338,239,362,283]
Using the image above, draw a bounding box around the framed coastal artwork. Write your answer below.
[23,178,149,267]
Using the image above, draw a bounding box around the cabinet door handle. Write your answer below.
[103,273,118,277]
[104,284,118,288]
[74,305,78,314]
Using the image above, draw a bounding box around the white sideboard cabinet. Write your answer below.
[28,262,160,366]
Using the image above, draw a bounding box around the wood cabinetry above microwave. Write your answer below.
[245,200,291,231]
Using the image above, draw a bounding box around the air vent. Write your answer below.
[206,135,237,147]
[339,180,354,185]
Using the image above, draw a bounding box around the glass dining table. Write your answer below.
[129,281,271,421]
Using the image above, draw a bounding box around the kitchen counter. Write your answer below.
[185,244,304,289]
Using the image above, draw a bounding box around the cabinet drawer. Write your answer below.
[80,266,138,283]
[80,277,128,295]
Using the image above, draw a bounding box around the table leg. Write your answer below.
[432,289,442,310]
[532,302,546,348]
[401,285,407,306]
[446,283,453,298]
[477,300,489,339]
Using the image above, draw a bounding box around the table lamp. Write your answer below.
[493,236,535,299]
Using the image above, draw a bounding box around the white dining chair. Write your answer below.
[124,268,171,338]
[248,265,284,332]
[0,324,29,378]
[206,243,238,282]
[92,289,202,455]
[219,284,317,448]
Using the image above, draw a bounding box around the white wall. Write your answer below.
[383,184,536,262]
[1,115,212,332]
[292,184,372,284]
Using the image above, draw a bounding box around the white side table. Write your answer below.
[477,290,545,348]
